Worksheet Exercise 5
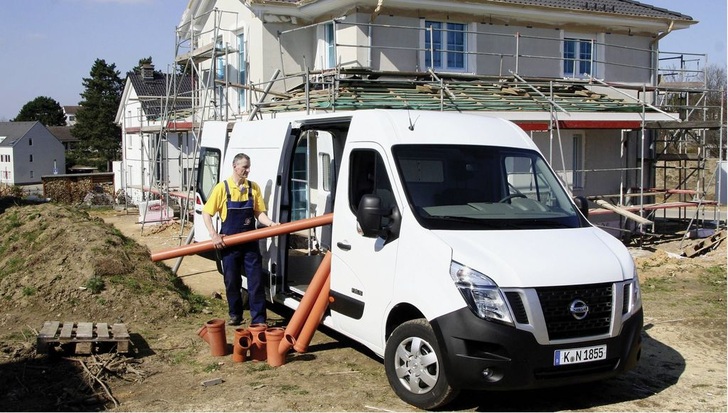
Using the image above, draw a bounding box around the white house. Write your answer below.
[114,64,195,204]
[169,0,712,234]
[63,106,80,126]
[0,122,65,186]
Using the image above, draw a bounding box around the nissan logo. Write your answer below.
[569,299,589,320]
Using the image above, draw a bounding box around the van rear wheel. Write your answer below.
[384,319,458,410]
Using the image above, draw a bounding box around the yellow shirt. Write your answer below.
[202,177,267,222]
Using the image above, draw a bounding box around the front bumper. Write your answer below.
[430,307,643,390]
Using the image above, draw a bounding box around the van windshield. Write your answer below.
[392,145,587,230]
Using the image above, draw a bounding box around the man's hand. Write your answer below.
[211,233,226,249]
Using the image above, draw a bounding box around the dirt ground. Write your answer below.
[0,200,726,411]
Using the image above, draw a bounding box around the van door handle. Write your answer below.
[337,241,351,251]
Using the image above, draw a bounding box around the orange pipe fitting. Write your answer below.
[151,213,333,262]
[232,328,252,363]
[248,323,268,361]
[293,275,331,353]
[265,327,287,367]
[205,318,227,356]
[278,333,296,356]
[280,252,332,355]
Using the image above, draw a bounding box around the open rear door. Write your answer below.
[225,118,293,299]
[193,121,229,244]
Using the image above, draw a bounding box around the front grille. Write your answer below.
[536,283,612,340]
[622,283,630,314]
[505,292,529,324]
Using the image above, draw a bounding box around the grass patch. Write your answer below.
[275,384,308,395]
[203,363,220,373]
[642,276,676,292]
[3,211,22,231]
[0,256,26,279]
[21,286,36,296]
[85,276,106,293]
[699,266,727,286]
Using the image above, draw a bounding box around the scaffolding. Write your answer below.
[148,10,725,245]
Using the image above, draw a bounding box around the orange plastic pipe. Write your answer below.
[151,213,333,262]
[279,252,332,355]
[293,275,331,353]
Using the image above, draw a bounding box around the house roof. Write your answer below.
[249,0,692,21]
[259,69,675,128]
[0,122,37,147]
[63,106,81,115]
[47,126,79,144]
[127,71,193,119]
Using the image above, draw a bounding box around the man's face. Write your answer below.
[233,158,250,181]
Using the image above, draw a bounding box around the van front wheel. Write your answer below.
[384,319,458,410]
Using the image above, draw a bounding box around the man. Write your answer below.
[202,153,279,326]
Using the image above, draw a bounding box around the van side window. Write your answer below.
[349,150,395,214]
[197,148,221,202]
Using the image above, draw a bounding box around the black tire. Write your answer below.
[384,319,459,410]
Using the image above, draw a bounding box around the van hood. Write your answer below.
[433,227,633,287]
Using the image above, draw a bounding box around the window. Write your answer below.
[29,154,33,162]
[320,153,331,192]
[30,171,34,179]
[29,138,33,146]
[424,21,466,71]
[238,33,246,108]
[215,37,225,80]
[316,22,337,70]
[563,37,593,78]
[325,23,336,68]
[349,150,396,217]
[196,148,221,202]
[291,136,309,221]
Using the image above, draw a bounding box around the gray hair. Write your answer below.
[232,153,250,166]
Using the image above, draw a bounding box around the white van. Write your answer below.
[194,110,643,410]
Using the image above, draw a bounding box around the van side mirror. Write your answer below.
[573,196,589,218]
[356,194,388,237]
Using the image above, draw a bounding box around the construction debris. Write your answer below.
[682,230,727,258]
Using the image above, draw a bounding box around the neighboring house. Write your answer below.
[0,122,66,185]
[63,106,81,126]
[47,126,80,152]
[114,64,194,204]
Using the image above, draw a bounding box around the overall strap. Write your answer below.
[224,180,232,201]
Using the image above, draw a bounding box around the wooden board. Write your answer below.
[36,321,130,354]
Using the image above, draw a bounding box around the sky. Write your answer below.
[0,0,725,122]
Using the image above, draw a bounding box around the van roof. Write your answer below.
[346,110,538,151]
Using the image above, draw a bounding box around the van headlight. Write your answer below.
[449,261,514,325]
[625,268,642,316]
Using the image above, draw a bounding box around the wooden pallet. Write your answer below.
[37,321,130,354]
[682,230,727,258]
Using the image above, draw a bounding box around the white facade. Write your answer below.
[116,73,197,205]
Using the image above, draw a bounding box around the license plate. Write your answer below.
[554,344,606,366]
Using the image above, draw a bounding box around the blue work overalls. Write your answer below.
[220,180,266,324]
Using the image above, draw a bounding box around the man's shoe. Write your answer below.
[227,316,242,326]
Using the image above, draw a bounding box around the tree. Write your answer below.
[701,64,727,157]
[71,59,123,171]
[14,96,66,126]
